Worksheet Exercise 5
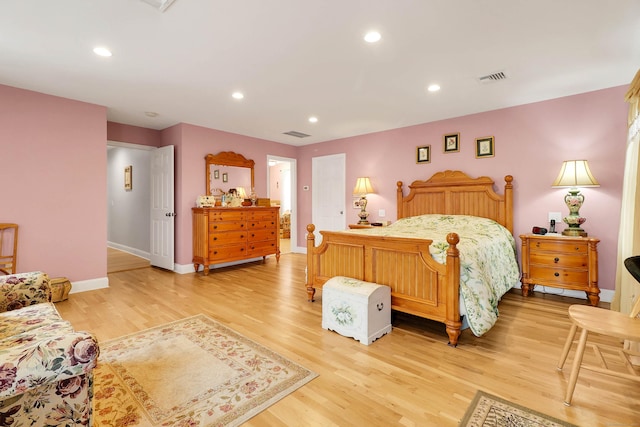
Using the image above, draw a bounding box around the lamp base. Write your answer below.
[562,227,587,237]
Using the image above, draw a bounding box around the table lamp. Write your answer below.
[551,160,600,236]
[353,177,375,224]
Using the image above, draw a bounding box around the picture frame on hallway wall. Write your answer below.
[416,145,431,164]
[213,169,220,180]
[222,172,228,183]
[443,133,460,153]
[124,165,132,191]
[475,136,495,158]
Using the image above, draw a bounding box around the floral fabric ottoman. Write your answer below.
[321,276,391,345]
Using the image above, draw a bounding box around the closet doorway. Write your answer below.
[267,156,297,254]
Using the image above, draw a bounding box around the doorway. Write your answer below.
[267,155,296,254]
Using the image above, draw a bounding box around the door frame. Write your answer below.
[267,155,298,252]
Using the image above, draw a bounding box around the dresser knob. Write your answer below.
[213,237,217,241]
[575,247,580,251]
[554,257,559,263]
[213,251,218,255]
[554,272,560,277]
[535,242,540,248]
[213,225,217,229]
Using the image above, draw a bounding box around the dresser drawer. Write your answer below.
[249,229,277,242]
[209,230,247,246]
[209,221,246,232]
[529,266,589,284]
[530,253,588,269]
[247,210,278,221]
[209,244,247,260]
[247,240,277,255]
[208,211,245,222]
[530,239,587,254]
[247,219,277,230]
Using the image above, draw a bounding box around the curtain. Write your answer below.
[613,69,640,362]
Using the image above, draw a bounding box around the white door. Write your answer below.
[150,145,175,270]
[312,153,346,242]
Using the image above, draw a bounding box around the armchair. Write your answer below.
[0,272,99,426]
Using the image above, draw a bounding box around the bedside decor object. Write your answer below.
[475,136,494,158]
[416,145,431,163]
[353,177,375,224]
[443,133,460,153]
[552,160,600,237]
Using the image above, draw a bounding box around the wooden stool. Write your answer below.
[0,224,18,275]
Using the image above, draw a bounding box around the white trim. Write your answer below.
[69,277,109,293]
[107,241,150,260]
[174,257,275,274]
[512,283,614,303]
[107,140,155,151]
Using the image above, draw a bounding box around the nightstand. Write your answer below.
[348,224,373,229]
[520,234,600,306]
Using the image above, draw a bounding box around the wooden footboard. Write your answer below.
[306,224,462,346]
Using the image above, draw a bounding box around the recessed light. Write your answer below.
[427,84,441,92]
[308,116,318,123]
[232,92,244,100]
[93,47,112,57]
[364,31,381,43]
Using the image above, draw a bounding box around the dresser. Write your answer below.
[192,206,280,275]
[520,234,600,306]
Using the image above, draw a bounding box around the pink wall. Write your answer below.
[297,86,629,291]
[0,84,107,281]
[159,123,298,265]
[107,122,161,147]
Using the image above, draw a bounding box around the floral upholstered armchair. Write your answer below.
[0,271,100,426]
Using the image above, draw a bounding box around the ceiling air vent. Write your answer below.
[477,70,508,84]
[283,131,311,138]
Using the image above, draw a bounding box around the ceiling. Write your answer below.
[2,1,639,146]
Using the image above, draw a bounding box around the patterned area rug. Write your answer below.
[93,315,318,426]
[459,391,577,427]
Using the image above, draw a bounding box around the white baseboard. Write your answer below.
[174,256,271,274]
[107,242,150,260]
[69,276,109,293]
[512,283,614,303]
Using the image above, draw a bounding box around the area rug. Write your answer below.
[93,314,318,427]
[459,391,577,427]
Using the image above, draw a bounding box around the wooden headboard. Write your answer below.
[396,170,514,233]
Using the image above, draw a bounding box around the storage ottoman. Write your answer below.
[322,276,391,345]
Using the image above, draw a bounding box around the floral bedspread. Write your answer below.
[347,215,520,336]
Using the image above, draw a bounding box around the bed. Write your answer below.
[305,170,519,346]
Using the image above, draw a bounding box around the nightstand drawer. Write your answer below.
[530,253,588,269]
[530,266,589,284]
[530,239,587,254]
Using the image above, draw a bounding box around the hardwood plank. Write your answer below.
[56,254,639,426]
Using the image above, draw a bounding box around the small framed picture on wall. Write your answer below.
[222,172,228,183]
[475,136,495,158]
[443,133,459,153]
[416,145,431,164]
[214,169,220,180]
[124,165,132,191]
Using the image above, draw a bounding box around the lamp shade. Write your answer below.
[236,187,247,199]
[552,160,600,188]
[353,177,374,195]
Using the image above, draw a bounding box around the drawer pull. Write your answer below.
[535,242,540,248]
[554,272,560,277]
[213,237,217,241]
[213,225,218,230]
[213,251,218,255]
[554,257,559,263]
[575,247,580,251]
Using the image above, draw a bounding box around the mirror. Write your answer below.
[205,151,255,196]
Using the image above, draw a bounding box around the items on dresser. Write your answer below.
[192,207,280,275]
[520,234,600,306]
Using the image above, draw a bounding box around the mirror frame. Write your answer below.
[205,151,255,196]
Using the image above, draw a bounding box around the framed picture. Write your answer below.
[475,136,495,158]
[416,145,431,164]
[213,169,220,180]
[222,172,228,183]
[124,165,132,191]
[443,133,460,153]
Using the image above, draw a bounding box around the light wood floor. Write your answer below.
[57,253,639,426]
